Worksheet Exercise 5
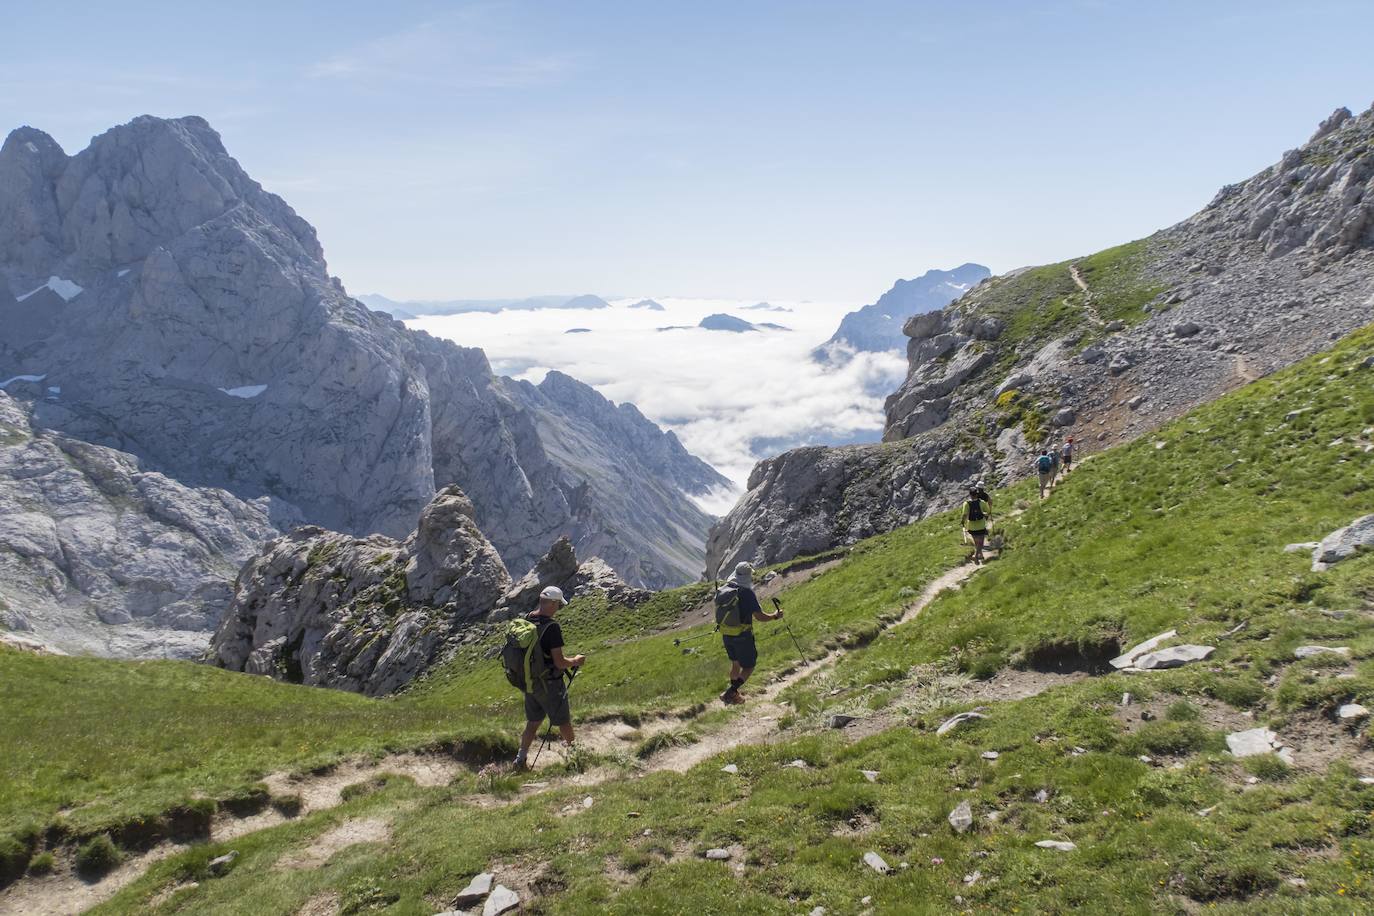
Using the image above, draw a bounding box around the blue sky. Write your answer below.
[5,0,1373,301]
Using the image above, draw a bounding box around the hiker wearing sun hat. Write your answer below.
[714,562,784,705]
[511,585,585,770]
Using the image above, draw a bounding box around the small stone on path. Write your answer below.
[1294,645,1351,659]
[936,711,986,736]
[453,872,494,906]
[981,751,999,760]
[1227,727,1285,758]
[1132,645,1215,670]
[1035,840,1077,852]
[863,851,891,874]
[1339,704,1369,721]
[721,764,739,774]
[705,848,731,860]
[1110,630,1177,669]
[208,851,238,876]
[828,714,859,729]
[860,770,879,782]
[483,886,520,916]
[948,800,974,833]
[784,759,809,769]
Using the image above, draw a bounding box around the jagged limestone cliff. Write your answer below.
[0,115,725,655]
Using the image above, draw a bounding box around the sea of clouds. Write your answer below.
[407,298,907,514]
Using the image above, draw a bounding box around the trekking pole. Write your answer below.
[772,597,807,665]
[673,629,714,647]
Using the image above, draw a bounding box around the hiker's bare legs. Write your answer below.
[558,723,575,744]
[519,720,542,758]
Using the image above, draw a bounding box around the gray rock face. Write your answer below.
[0,115,722,618]
[1312,514,1374,570]
[501,371,729,586]
[209,486,511,695]
[492,536,651,619]
[707,103,1374,572]
[210,496,648,695]
[813,263,991,362]
[0,391,283,658]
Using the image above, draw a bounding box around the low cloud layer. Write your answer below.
[408,298,907,512]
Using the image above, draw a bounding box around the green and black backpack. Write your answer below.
[502,617,552,693]
[714,585,744,630]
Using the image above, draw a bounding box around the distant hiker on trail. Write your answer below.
[1061,436,1075,474]
[1036,449,1055,499]
[505,586,585,771]
[961,486,993,565]
[961,480,994,543]
[716,562,784,705]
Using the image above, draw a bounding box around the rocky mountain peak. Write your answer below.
[2,112,723,635]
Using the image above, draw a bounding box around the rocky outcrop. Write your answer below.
[209,486,510,695]
[0,390,284,658]
[813,263,991,362]
[209,493,648,695]
[0,115,721,613]
[492,536,651,619]
[708,104,1374,572]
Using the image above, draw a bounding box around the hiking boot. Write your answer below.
[512,755,530,772]
[719,688,744,705]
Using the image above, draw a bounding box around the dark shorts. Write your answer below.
[1063,456,1072,468]
[524,680,571,727]
[722,631,758,668]
[969,530,986,547]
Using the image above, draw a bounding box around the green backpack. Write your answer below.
[501,617,551,693]
[714,585,744,630]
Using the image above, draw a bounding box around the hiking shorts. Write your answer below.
[1038,471,1053,488]
[1062,455,1073,469]
[722,631,758,668]
[969,530,986,548]
[524,680,571,727]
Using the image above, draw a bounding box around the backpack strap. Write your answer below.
[523,617,554,694]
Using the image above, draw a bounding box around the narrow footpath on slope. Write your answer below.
[1069,263,1106,326]
[0,522,1016,915]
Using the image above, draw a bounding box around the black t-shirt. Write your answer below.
[527,613,565,674]
[733,586,764,631]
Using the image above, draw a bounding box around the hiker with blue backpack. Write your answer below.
[716,562,784,705]
[1035,449,1056,499]
[502,586,585,771]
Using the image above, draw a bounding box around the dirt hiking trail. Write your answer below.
[0,531,1010,915]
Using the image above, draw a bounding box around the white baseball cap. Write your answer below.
[540,586,567,606]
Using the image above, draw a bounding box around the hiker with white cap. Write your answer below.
[714,562,784,705]
[511,585,585,770]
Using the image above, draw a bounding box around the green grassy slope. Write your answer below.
[0,519,965,851]
[84,322,1374,915]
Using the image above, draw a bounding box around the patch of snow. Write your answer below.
[24,142,39,154]
[218,385,268,399]
[17,276,84,303]
[117,269,131,278]
[0,374,47,388]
